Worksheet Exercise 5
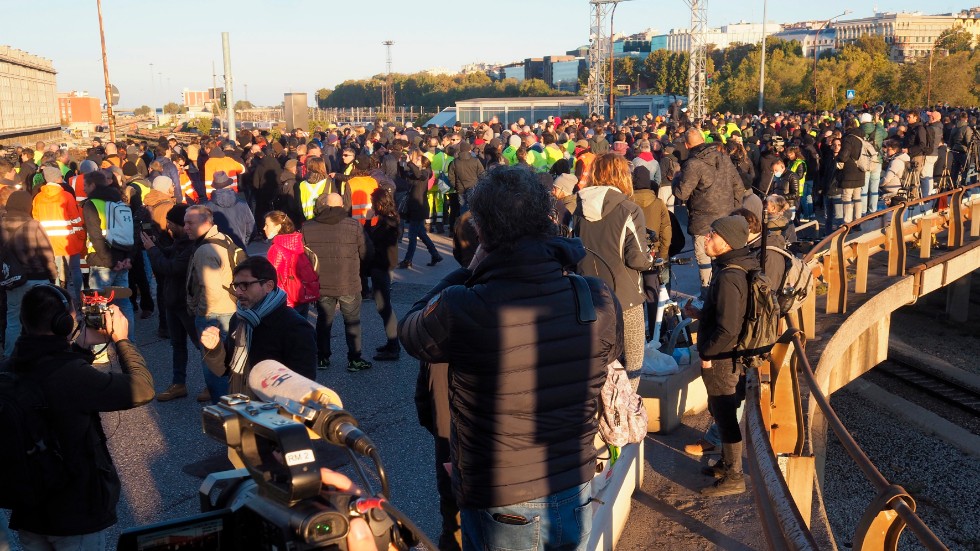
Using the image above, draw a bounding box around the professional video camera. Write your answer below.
[118,362,433,551]
[80,287,133,329]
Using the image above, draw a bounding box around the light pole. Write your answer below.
[608,0,622,121]
[758,0,768,113]
[927,46,947,106]
[96,0,115,141]
[813,10,851,114]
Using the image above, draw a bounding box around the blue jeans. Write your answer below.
[18,528,106,551]
[194,313,232,403]
[460,481,592,551]
[53,254,83,308]
[4,280,46,358]
[88,267,135,329]
[800,180,814,219]
[404,219,440,264]
[862,162,882,216]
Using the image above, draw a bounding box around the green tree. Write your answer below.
[234,100,254,110]
[162,102,183,115]
[134,105,152,116]
[315,88,332,109]
[935,28,973,54]
[188,117,212,135]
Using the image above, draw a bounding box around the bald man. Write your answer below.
[300,192,372,372]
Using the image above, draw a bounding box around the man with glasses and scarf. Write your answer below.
[201,255,317,395]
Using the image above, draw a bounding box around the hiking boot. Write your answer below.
[157,384,188,402]
[701,460,728,479]
[347,358,373,372]
[373,347,400,361]
[318,357,330,370]
[684,438,719,456]
[196,388,211,403]
[700,473,746,497]
[426,256,443,267]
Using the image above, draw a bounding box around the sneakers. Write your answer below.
[373,347,400,361]
[347,358,373,372]
[700,473,746,497]
[684,438,719,456]
[196,388,211,403]
[157,384,188,402]
[318,357,330,370]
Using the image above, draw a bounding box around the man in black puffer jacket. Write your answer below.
[302,193,370,372]
[400,167,622,551]
[673,129,738,295]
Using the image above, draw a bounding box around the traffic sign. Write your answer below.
[846,89,856,100]
[110,84,120,106]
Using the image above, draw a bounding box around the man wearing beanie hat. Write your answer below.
[205,171,254,249]
[502,134,522,166]
[0,190,56,355]
[682,214,757,497]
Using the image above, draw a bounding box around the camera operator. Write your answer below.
[2,285,154,550]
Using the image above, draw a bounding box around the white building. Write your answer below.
[661,21,781,52]
[774,25,838,58]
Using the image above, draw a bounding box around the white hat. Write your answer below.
[508,135,522,148]
[859,113,873,124]
[152,175,174,193]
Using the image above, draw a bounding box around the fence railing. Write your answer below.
[748,183,980,550]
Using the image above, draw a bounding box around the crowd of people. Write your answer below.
[0,100,977,551]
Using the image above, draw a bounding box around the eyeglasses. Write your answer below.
[232,279,266,291]
[342,153,354,157]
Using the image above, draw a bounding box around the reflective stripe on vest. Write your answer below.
[70,174,88,202]
[300,179,328,219]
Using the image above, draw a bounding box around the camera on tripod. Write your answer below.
[118,394,417,551]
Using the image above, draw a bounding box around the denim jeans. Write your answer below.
[167,305,199,385]
[316,295,362,361]
[18,528,106,551]
[460,481,592,551]
[88,267,135,329]
[824,195,843,234]
[800,180,815,219]
[862,163,882,216]
[53,254,83,307]
[370,269,398,349]
[4,280,46,357]
[404,219,440,264]
[194,313,232,402]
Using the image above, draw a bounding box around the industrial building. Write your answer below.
[58,91,102,129]
[0,45,60,146]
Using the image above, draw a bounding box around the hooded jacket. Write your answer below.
[186,224,238,316]
[572,186,652,310]
[0,191,56,281]
[630,188,671,261]
[32,184,85,257]
[142,190,175,237]
[206,187,255,248]
[673,143,740,236]
[3,335,153,536]
[398,236,622,509]
[399,162,431,222]
[146,234,194,308]
[836,126,866,189]
[267,232,318,307]
[301,206,366,297]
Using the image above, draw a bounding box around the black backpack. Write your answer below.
[726,265,781,369]
[0,367,69,509]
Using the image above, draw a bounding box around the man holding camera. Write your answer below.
[2,285,154,550]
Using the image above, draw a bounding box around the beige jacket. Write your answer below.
[186,224,237,316]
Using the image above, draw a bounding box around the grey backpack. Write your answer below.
[767,246,815,315]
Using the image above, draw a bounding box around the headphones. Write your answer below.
[37,284,76,337]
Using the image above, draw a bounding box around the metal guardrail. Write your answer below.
[748,183,980,550]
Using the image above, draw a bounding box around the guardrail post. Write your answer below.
[971,199,980,238]
[855,242,871,294]
[918,217,935,259]
[801,292,816,340]
[887,205,907,276]
[784,456,816,528]
[825,228,850,314]
[948,188,965,248]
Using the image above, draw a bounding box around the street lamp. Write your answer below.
[813,9,851,114]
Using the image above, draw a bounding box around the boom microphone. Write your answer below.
[248,361,377,457]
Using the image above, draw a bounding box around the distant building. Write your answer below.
[57,91,101,127]
[423,67,457,76]
[524,58,546,81]
[0,45,60,145]
[835,11,961,62]
[546,57,584,93]
[183,89,210,108]
[774,23,838,58]
[455,96,587,126]
[501,63,525,82]
[658,21,780,52]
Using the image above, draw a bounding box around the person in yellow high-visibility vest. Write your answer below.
[299,157,330,220]
[424,139,450,233]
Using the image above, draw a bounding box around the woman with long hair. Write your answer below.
[264,210,319,318]
[397,148,442,268]
[571,153,653,389]
[366,187,401,360]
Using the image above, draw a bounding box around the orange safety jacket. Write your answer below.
[348,176,379,224]
[203,156,244,199]
[33,184,86,256]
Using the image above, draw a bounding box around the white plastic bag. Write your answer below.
[642,340,679,376]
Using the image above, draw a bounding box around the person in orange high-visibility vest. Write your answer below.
[33,166,85,306]
[175,154,201,203]
[203,147,244,200]
[348,156,380,225]
[70,160,101,204]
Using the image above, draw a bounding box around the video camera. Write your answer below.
[80,287,131,330]
[118,392,423,551]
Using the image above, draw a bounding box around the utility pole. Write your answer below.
[608,1,621,121]
[149,62,154,105]
[686,0,708,120]
[222,32,236,143]
[758,0,767,114]
[382,41,396,122]
[212,60,223,135]
[96,0,115,141]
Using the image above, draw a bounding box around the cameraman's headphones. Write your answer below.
[38,284,75,337]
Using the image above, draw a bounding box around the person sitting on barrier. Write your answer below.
[683,215,755,497]
[879,138,910,205]
[400,166,622,551]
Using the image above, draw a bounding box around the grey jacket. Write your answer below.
[673,143,739,236]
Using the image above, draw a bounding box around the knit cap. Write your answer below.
[711,215,749,249]
[152,175,174,194]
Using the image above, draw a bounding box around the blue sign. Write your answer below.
[846,89,856,100]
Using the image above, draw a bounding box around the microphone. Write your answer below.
[248,361,377,457]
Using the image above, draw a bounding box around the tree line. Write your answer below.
[316,30,979,115]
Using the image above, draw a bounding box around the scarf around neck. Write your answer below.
[228,286,287,394]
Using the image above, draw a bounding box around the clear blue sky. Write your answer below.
[1,0,965,108]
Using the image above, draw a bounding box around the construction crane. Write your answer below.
[381,40,395,122]
[587,0,708,120]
